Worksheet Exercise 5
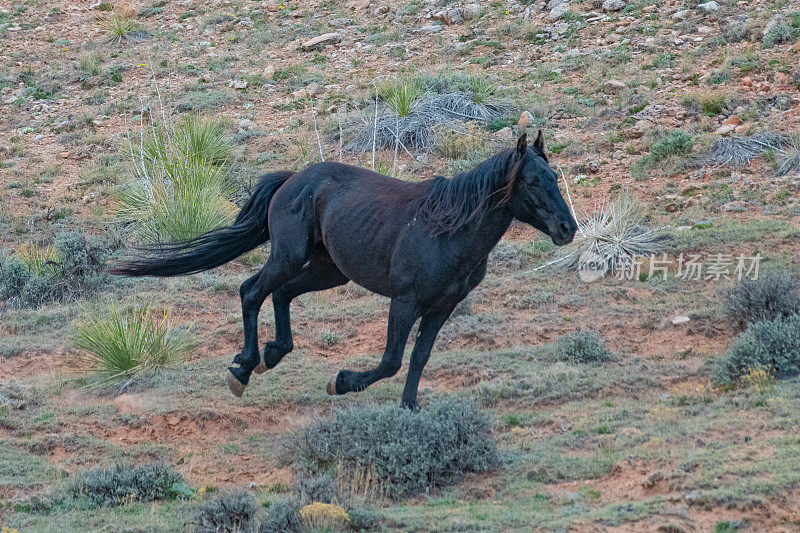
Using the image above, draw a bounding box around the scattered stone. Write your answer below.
[602,0,626,12]
[263,65,275,79]
[231,79,248,90]
[518,111,535,127]
[301,32,342,51]
[721,115,741,126]
[672,316,690,325]
[696,1,719,12]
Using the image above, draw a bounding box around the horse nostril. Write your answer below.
[559,222,572,235]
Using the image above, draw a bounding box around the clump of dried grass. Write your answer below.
[708,132,794,172]
[546,187,665,274]
[346,92,504,153]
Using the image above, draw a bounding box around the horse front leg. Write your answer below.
[401,311,451,410]
[327,296,418,396]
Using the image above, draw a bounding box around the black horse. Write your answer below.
[112,132,577,409]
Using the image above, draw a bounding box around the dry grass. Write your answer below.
[547,190,665,274]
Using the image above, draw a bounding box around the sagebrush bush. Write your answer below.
[719,270,800,331]
[195,490,257,533]
[763,24,796,48]
[0,231,116,307]
[711,314,800,385]
[646,130,694,162]
[73,304,195,385]
[554,330,612,364]
[69,463,189,507]
[293,397,500,499]
[259,497,301,533]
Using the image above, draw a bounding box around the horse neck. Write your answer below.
[449,157,515,255]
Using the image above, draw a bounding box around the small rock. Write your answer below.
[673,9,689,20]
[643,470,665,488]
[419,24,443,33]
[603,79,627,93]
[494,127,514,141]
[549,1,572,20]
[742,76,752,87]
[230,79,248,90]
[665,203,678,213]
[684,490,701,504]
[722,200,746,212]
[696,1,719,12]
[715,124,735,135]
[238,118,255,132]
[263,65,275,79]
[602,0,626,12]
[721,115,741,126]
[301,32,342,51]
[518,111,535,127]
[672,316,690,325]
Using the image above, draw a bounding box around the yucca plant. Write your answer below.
[120,112,236,242]
[73,304,195,385]
[377,76,422,117]
[101,14,138,42]
[468,70,496,105]
[15,245,60,278]
[546,188,665,274]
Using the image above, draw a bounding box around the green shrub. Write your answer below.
[553,330,612,364]
[0,231,116,307]
[195,490,257,533]
[711,314,800,385]
[763,24,796,48]
[719,270,800,331]
[648,131,693,161]
[259,497,301,533]
[72,304,195,385]
[376,75,422,117]
[69,463,189,507]
[293,397,500,499]
[118,113,235,242]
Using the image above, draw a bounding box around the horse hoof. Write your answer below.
[226,370,247,398]
[326,374,338,396]
[254,362,267,375]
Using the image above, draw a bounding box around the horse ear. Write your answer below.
[533,130,545,152]
[516,133,527,156]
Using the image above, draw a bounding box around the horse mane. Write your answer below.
[416,148,521,236]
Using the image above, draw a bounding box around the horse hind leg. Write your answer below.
[262,258,349,370]
[227,249,307,397]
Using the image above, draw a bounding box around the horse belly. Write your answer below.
[319,214,400,297]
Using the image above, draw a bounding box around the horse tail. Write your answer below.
[109,171,293,277]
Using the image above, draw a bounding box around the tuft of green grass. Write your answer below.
[469,70,496,104]
[72,304,195,385]
[118,113,235,241]
[377,76,423,117]
[101,14,145,42]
